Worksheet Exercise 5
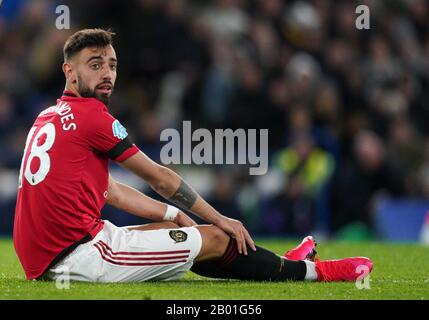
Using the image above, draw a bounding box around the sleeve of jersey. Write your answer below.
[85,108,139,162]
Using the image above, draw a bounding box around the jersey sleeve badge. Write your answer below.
[112,120,128,140]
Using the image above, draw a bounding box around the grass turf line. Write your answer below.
[0,238,428,300]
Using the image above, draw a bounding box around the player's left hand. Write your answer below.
[174,211,197,227]
[215,217,257,255]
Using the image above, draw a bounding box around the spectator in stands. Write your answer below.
[0,0,428,237]
[332,130,406,232]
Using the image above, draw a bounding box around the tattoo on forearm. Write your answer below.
[169,180,198,210]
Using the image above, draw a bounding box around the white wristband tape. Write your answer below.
[164,205,179,221]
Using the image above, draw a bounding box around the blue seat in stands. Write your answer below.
[374,198,429,242]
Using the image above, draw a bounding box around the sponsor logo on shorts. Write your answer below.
[169,230,188,243]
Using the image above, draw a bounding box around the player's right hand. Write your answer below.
[216,217,256,255]
[174,211,197,227]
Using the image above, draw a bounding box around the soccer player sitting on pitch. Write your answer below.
[14,29,373,283]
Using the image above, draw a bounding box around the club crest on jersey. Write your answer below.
[112,120,128,140]
[169,230,188,243]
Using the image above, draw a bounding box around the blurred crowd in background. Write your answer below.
[0,0,428,240]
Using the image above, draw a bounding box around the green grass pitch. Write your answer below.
[0,238,428,300]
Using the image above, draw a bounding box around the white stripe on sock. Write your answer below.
[304,260,317,281]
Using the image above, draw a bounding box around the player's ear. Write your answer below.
[62,62,76,83]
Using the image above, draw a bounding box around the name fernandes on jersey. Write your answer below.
[40,101,77,131]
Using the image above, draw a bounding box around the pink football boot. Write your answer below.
[284,236,319,262]
[315,257,374,282]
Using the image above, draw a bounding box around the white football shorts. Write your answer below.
[44,220,202,282]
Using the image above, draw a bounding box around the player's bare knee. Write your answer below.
[196,225,229,257]
[210,225,229,247]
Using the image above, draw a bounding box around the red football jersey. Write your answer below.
[13,91,139,280]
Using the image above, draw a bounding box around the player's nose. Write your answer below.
[101,66,114,82]
[101,70,112,81]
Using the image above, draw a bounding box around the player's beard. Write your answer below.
[77,75,112,106]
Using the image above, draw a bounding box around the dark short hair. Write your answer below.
[63,28,115,61]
